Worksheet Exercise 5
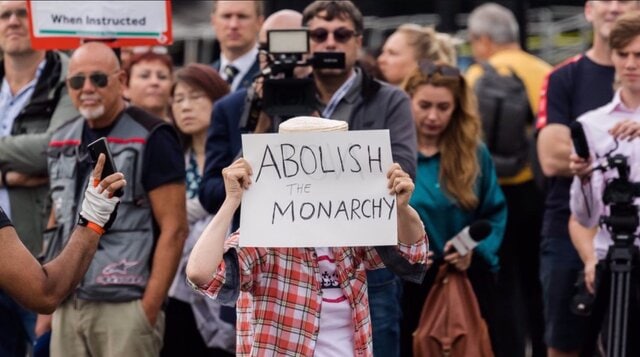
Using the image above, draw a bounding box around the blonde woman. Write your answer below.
[377,24,457,86]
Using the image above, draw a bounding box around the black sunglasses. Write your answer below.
[0,8,27,21]
[67,72,117,90]
[309,27,358,44]
[419,61,461,79]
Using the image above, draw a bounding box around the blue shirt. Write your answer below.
[0,59,46,218]
[409,144,507,270]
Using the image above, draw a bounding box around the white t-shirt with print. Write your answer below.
[314,247,355,357]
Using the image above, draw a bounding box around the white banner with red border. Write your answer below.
[26,0,172,50]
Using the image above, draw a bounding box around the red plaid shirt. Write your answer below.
[198,233,427,356]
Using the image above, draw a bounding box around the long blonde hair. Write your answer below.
[396,24,458,66]
[403,63,482,210]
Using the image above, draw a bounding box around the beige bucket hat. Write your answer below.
[278,116,348,133]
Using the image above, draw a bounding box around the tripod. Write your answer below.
[581,235,640,357]
[576,152,640,356]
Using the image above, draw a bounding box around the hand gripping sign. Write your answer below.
[240,129,397,248]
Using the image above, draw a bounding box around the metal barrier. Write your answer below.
[169,5,590,67]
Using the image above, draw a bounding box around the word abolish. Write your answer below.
[272,197,396,224]
[256,143,383,182]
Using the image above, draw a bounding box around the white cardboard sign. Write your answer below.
[240,130,397,247]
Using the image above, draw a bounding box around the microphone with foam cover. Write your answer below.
[449,220,492,256]
[570,121,590,160]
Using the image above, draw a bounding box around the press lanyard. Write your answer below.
[322,70,356,118]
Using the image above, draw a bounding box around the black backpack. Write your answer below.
[473,63,534,178]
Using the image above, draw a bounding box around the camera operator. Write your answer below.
[568,12,640,355]
[569,118,640,294]
[569,11,640,290]
[199,9,307,219]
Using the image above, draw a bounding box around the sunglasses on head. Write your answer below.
[309,27,358,44]
[419,61,461,79]
[0,8,27,21]
[67,72,117,90]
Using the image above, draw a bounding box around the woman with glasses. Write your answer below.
[123,51,174,122]
[161,64,233,357]
[399,61,507,356]
[377,24,457,87]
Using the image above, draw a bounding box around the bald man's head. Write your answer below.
[67,42,127,127]
[259,9,303,44]
[69,42,120,74]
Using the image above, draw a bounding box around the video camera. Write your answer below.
[260,29,345,118]
[570,127,640,356]
[598,153,640,239]
[571,153,640,317]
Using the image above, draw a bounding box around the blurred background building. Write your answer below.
[171,0,591,69]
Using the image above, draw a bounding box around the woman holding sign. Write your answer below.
[399,61,507,356]
[186,116,427,357]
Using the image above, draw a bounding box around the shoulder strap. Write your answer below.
[481,61,519,78]
[480,62,494,73]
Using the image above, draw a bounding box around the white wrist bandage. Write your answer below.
[80,180,120,228]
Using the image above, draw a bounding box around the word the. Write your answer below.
[286,183,311,195]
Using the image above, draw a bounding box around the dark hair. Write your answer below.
[610,11,640,50]
[302,1,363,35]
[123,52,173,85]
[172,63,229,104]
[170,63,230,151]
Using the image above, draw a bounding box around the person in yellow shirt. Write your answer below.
[465,3,551,357]
[466,28,550,114]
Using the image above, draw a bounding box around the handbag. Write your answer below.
[413,264,494,357]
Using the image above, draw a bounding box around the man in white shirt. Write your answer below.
[569,11,640,356]
[210,0,263,91]
[570,11,640,283]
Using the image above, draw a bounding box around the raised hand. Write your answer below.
[568,153,592,182]
[386,163,414,207]
[609,119,640,141]
[80,154,126,234]
[221,158,253,204]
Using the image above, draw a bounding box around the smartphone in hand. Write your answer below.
[87,137,123,197]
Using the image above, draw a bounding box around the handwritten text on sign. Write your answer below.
[240,130,397,247]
